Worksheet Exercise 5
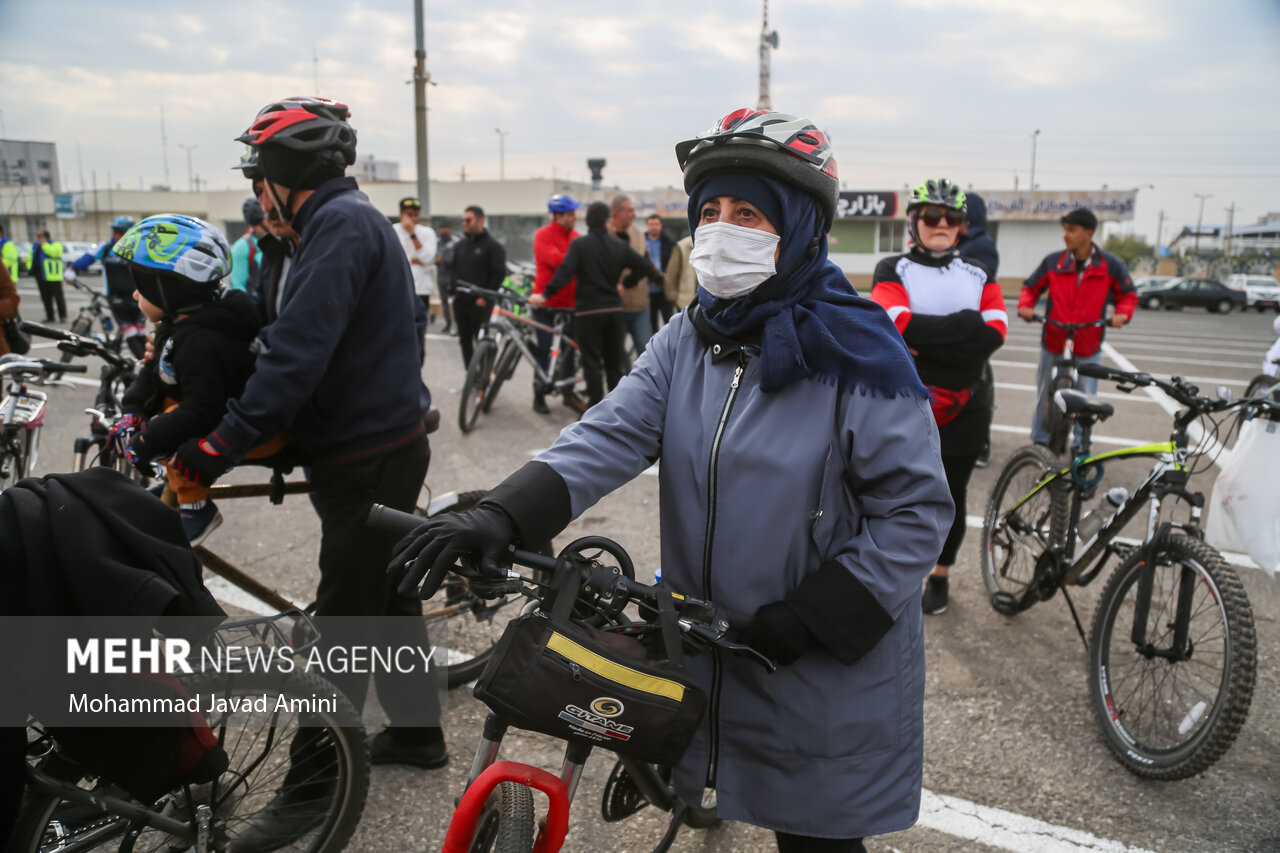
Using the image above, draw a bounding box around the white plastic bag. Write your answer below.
[1213,416,1280,578]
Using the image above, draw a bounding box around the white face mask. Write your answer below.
[690,221,780,300]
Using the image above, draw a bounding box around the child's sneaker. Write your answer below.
[180,501,222,546]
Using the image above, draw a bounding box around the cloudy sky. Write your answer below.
[3,0,1279,242]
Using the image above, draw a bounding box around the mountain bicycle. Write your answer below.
[8,610,371,853]
[369,504,773,853]
[1035,314,1110,455]
[981,363,1274,779]
[455,282,587,434]
[0,355,87,493]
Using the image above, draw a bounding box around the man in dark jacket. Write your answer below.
[957,192,999,467]
[449,204,507,366]
[644,213,677,330]
[541,201,663,405]
[170,98,442,848]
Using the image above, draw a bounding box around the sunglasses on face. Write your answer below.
[919,208,965,227]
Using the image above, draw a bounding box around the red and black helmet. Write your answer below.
[675,108,840,226]
[236,97,358,168]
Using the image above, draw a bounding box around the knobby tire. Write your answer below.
[1088,534,1256,780]
[467,782,535,853]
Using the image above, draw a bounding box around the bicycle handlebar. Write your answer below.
[367,503,767,668]
[0,358,88,378]
[455,280,533,307]
[20,321,132,369]
[1032,314,1109,331]
[1078,362,1279,421]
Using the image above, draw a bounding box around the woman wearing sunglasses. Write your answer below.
[871,178,1008,615]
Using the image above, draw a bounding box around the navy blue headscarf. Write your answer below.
[690,175,925,399]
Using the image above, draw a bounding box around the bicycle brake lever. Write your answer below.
[719,639,777,674]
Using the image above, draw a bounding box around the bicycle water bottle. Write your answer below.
[654,567,663,585]
[1077,487,1129,545]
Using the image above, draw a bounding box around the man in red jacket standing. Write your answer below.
[1018,208,1136,447]
[528,194,580,414]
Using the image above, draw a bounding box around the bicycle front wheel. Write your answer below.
[459,339,498,434]
[10,668,370,853]
[466,781,535,853]
[981,444,1068,613]
[1088,535,1256,780]
[482,340,521,414]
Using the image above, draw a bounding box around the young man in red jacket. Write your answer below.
[528,194,580,413]
[1018,208,1136,447]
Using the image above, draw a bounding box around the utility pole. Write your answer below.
[1193,193,1212,254]
[1029,129,1041,191]
[178,144,196,192]
[1155,210,1164,249]
[494,128,508,180]
[413,0,430,215]
[160,107,171,190]
[1223,203,1236,258]
[756,0,779,110]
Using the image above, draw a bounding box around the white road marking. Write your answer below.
[989,423,1141,447]
[994,381,1159,404]
[918,788,1158,853]
[999,344,1258,370]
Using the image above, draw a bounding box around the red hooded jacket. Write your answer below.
[1020,245,1136,357]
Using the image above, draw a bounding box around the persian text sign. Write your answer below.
[984,190,1136,222]
[836,191,899,219]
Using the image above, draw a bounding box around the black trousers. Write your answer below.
[575,311,626,406]
[939,452,980,566]
[649,289,674,331]
[454,295,491,367]
[306,435,438,725]
[36,278,66,321]
[439,285,455,330]
[775,831,866,852]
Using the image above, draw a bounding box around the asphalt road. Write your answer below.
[13,279,1280,852]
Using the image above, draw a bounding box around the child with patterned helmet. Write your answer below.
[111,214,268,545]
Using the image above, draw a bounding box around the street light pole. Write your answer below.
[494,128,508,180]
[178,143,196,192]
[1029,129,1041,191]
[1192,192,1212,254]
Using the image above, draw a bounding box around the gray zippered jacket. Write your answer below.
[510,309,951,838]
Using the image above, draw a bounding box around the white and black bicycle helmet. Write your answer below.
[675,108,840,226]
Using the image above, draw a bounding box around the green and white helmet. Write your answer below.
[907,178,966,212]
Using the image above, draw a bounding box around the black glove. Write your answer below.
[739,601,817,667]
[391,503,516,599]
[171,437,233,487]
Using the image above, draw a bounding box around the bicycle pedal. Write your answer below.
[601,760,649,822]
[990,592,1020,615]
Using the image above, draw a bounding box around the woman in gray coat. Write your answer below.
[397,109,953,852]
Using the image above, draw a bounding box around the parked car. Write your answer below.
[1138,277,1247,313]
[1133,275,1176,292]
[62,241,103,275]
[1224,274,1280,312]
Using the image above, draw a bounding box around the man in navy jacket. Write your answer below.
[172,99,442,848]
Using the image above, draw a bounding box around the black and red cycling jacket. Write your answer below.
[1019,244,1136,357]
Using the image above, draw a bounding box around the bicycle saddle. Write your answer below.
[1054,388,1114,420]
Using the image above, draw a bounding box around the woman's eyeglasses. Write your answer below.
[919,208,965,227]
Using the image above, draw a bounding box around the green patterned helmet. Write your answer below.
[907,178,966,212]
